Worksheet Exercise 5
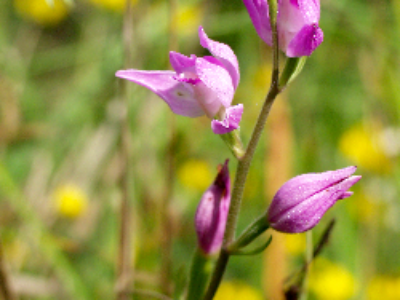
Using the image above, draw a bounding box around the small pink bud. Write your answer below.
[268,166,361,233]
[195,160,231,255]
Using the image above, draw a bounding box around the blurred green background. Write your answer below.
[0,0,400,299]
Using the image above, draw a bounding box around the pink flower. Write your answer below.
[116,27,243,134]
[268,166,361,233]
[195,160,230,255]
[243,0,324,57]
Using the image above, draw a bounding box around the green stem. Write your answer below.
[300,231,313,300]
[227,215,269,252]
[186,249,215,300]
[279,57,307,89]
[220,130,245,160]
[202,3,281,297]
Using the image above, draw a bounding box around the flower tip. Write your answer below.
[215,159,230,186]
[335,165,358,179]
[115,69,131,79]
[339,191,353,200]
[347,174,362,186]
[220,158,229,173]
[198,25,208,49]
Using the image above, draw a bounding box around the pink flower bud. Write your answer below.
[268,166,361,233]
[195,160,231,255]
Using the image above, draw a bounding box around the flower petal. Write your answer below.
[198,26,240,89]
[169,52,197,74]
[196,57,235,109]
[211,104,244,134]
[297,0,320,23]
[115,69,205,117]
[243,0,273,46]
[286,23,323,57]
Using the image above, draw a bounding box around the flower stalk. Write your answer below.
[227,214,270,253]
[203,3,281,298]
[219,130,245,160]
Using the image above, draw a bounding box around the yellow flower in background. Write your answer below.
[284,233,306,256]
[88,0,138,12]
[172,4,203,36]
[14,0,69,26]
[309,258,357,300]
[339,123,390,173]
[53,184,88,218]
[368,276,400,300]
[253,62,272,91]
[215,281,263,300]
[178,159,213,191]
[346,189,382,224]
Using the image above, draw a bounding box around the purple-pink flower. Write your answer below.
[116,27,243,134]
[243,0,324,57]
[195,160,230,255]
[268,166,361,233]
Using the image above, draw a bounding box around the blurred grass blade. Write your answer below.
[0,162,91,300]
[173,265,187,300]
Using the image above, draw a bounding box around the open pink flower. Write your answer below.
[268,166,361,233]
[195,160,230,255]
[243,0,323,57]
[116,26,243,134]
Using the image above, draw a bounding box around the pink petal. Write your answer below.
[169,52,197,74]
[195,57,235,109]
[298,0,320,23]
[286,23,323,57]
[243,0,273,46]
[198,26,240,89]
[115,69,205,117]
[211,104,243,135]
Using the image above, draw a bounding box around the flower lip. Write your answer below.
[173,76,202,85]
[211,104,243,135]
[268,166,360,224]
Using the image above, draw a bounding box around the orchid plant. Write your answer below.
[116,0,361,299]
